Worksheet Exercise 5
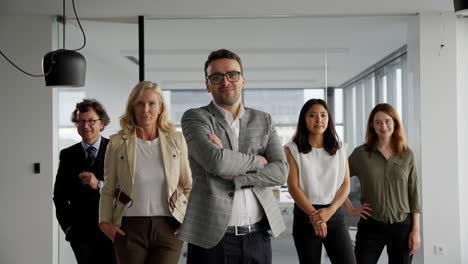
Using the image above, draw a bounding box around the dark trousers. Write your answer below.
[354,216,413,264]
[187,230,272,264]
[114,216,183,264]
[292,204,356,264]
[70,231,116,264]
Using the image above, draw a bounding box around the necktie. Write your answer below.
[86,146,96,167]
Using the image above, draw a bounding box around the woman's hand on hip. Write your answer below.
[349,203,372,219]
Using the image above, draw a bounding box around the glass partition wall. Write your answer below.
[57,15,421,264]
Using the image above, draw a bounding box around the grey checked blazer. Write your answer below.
[179,101,288,248]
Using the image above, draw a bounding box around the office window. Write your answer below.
[245,89,304,145]
[343,50,408,228]
[304,89,325,102]
[166,88,329,145]
[333,88,344,141]
[244,89,303,125]
[334,88,343,124]
[58,89,85,149]
[168,90,212,127]
[396,68,403,116]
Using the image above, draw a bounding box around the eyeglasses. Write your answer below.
[76,119,101,126]
[207,71,241,85]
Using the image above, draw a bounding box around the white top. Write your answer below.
[213,101,264,226]
[286,141,347,205]
[124,138,171,217]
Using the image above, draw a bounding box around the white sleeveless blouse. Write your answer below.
[286,141,347,205]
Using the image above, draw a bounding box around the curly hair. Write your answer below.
[119,81,175,136]
[71,99,110,131]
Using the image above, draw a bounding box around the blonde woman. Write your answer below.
[99,81,192,264]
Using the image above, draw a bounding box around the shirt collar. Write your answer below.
[81,136,101,152]
[212,100,245,123]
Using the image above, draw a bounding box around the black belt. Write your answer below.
[225,222,265,236]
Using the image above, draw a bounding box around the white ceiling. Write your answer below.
[69,16,411,89]
[2,0,454,90]
[2,0,452,19]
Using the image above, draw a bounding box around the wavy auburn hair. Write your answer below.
[365,103,407,157]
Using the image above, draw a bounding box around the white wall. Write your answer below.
[0,16,56,264]
[405,15,423,263]
[418,12,463,264]
[456,16,468,264]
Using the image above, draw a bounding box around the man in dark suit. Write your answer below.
[179,49,288,264]
[53,99,115,264]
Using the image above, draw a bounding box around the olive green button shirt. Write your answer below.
[348,144,421,224]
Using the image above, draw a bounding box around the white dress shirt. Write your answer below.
[213,101,264,226]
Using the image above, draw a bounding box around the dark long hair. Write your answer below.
[293,98,341,155]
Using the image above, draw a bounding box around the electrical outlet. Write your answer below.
[434,244,446,256]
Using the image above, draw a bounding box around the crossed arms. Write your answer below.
[181,108,288,189]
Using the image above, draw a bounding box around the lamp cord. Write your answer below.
[71,0,86,51]
[63,0,65,49]
[0,0,86,77]
[0,51,49,77]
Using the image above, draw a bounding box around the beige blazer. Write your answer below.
[99,130,192,226]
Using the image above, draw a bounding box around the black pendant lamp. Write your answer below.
[454,0,468,16]
[43,49,86,86]
[42,0,86,86]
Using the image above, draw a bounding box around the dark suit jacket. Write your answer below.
[53,137,109,242]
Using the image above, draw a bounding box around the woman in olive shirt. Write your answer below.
[345,103,421,264]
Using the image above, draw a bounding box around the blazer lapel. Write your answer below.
[158,131,174,188]
[238,109,250,153]
[123,133,136,182]
[72,144,88,179]
[77,144,87,166]
[95,137,107,174]
[206,102,238,151]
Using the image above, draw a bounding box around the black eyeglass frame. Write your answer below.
[206,71,242,84]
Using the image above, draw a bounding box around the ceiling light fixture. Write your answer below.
[454,0,468,16]
[43,0,86,86]
[0,0,86,87]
